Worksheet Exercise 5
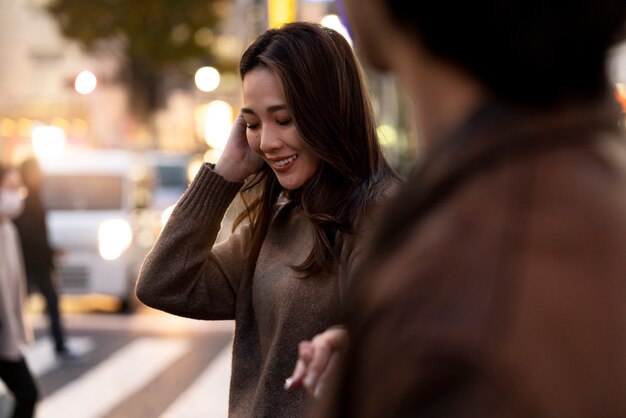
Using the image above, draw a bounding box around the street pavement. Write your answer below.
[0,308,235,418]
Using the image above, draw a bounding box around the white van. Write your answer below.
[143,150,193,211]
[39,149,157,312]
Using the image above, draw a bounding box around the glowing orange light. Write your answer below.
[615,91,626,113]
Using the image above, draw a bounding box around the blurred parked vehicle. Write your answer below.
[39,149,157,312]
[144,151,193,209]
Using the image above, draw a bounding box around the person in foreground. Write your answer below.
[311,1,626,417]
[135,21,398,417]
[0,165,39,418]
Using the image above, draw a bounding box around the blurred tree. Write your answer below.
[45,0,232,121]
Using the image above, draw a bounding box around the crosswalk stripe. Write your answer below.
[35,337,189,418]
[25,336,94,377]
[159,340,233,418]
[0,336,94,399]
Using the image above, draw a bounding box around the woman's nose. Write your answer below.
[259,126,281,153]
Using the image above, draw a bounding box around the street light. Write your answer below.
[195,66,221,92]
[74,70,97,95]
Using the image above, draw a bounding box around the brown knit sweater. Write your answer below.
[136,163,393,417]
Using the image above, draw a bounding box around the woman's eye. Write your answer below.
[246,123,260,130]
[277,118,292,126]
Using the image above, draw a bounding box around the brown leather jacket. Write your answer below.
[324,98,626,417]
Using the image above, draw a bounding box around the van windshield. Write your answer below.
[156,165,188,188]
[43,175,124,210]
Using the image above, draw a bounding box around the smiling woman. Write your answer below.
[136,21,400,418]
[240,67,320,191]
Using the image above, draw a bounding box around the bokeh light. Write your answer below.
[195,66,221,92]
[31,125,67,159]
[74,70,97,95]
[377,124,398,147]
[203,100,233,153]
[321,14,353,46]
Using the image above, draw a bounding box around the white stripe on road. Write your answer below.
[35,337,189,418]
[25,336,94,377]
[0,336,94,398]
[159,340,233,418]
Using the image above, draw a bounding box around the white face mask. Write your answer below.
[0,188,25,219]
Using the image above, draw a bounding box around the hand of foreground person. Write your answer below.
[214,112,264,182]
[285,326,348,398]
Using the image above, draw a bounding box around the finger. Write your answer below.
[233,112,247,131]
[298,340,314,362]
[285,358,307,390]
[285,342,314,390]
[314,352,340,398]
[303,342,332,392]
[325,327,349,351]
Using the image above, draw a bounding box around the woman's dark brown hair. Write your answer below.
[235,21,397,276]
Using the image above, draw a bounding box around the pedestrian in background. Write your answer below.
[136,21,399,417]
[0,164,39,418]
[14,157,76,362]
[310,0,626,417]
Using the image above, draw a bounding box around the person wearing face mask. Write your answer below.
[0,164,39,418]
[0,173,25,220]
[136,22,400,417]
[13,157,76,362]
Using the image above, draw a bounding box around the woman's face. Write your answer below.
[241,67,320,190]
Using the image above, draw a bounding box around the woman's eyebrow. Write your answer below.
[267,104,287,112]
[241,104,287,115]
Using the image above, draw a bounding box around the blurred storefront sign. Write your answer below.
[268,0,297,27]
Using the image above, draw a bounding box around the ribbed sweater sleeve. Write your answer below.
[135,163,247,320]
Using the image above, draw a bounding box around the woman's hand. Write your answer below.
[214,112,264,182]
[285,326,348,398]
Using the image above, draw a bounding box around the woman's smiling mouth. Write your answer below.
[272,154,298,170]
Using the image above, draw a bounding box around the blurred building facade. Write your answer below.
[0,0,126,162]
[0,0,343,163]
[0,0,623,171]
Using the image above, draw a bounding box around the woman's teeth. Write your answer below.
[274,155,298,167]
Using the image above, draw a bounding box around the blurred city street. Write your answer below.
[0,1,625,418]
[1,301,235,418]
